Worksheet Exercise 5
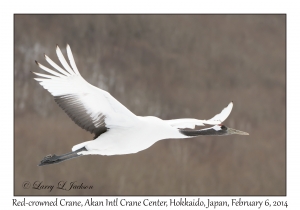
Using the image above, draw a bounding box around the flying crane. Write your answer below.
[33,45,249,166]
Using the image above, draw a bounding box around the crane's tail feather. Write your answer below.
[72,140,93,152]
[38,147,87,166]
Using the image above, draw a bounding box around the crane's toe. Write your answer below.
[44,154,53,159]
[38,154,59,166]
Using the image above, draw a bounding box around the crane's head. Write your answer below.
[180,124,249,136]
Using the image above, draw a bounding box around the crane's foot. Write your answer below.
[38,147,87,166]
[38,154,60,166]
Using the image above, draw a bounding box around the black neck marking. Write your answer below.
[180,125,228,137]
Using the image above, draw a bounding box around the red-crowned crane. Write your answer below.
[33,45,249,166]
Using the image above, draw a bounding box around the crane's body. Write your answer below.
[33,45,248,166]
[76,116,184,156]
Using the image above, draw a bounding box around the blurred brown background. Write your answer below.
[14,15,285,195]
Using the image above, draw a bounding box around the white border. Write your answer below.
[2,0,298,209]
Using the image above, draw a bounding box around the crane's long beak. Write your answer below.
[226,127,249,135]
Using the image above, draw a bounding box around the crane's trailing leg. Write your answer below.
[38,147,87,166]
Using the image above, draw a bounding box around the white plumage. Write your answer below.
[33,45,248,166]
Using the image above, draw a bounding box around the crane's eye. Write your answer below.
[221,125,227,130]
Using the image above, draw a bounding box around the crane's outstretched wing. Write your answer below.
[165,102,233,129]
[33,45,137,139]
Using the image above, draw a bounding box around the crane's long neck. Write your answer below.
[179,125,249,137]
[179,125,228,137]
